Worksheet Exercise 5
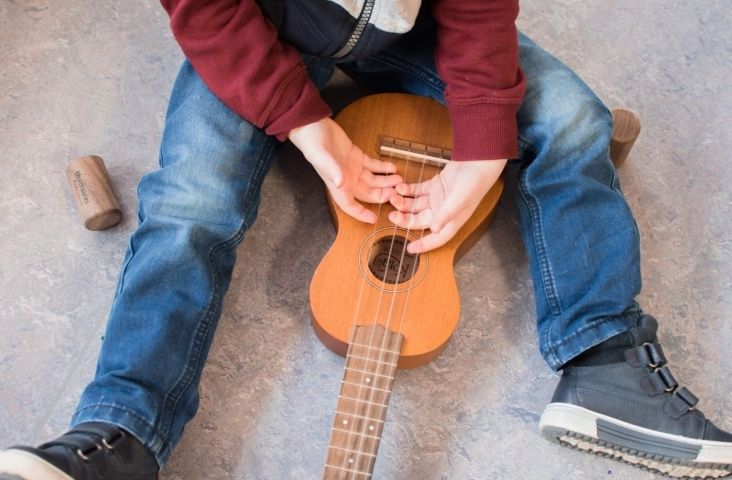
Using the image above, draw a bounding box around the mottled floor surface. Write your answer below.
[1,1,731,479]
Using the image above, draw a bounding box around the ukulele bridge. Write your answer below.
[379,136,452,165]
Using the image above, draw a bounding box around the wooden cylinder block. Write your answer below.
[610,108,641,168]
[65,155,122,231]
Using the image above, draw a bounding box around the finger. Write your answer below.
[429,204,456,234]
[360,169,403,189]
[353,184,397,204]
[389,194,430,214]
[395,179,433,197]
[407,222,459,254]
[364,156,399,174]
[388,209,433,230]
[333,192,377,223]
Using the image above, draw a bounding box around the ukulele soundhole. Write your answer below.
[367,235,420,284]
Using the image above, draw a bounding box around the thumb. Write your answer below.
[311,150,344,188]
[430,206,454,234]
[327,162,344,189]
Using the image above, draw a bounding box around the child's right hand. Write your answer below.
[288,117,402,224]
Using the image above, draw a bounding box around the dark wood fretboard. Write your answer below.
[323,324,403,480]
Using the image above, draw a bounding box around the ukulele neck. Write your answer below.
[323,324,404,480]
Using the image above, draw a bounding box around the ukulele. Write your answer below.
[309,93,504,479]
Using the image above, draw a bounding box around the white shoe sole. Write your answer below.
[0,449,73,480]
[540,403,732,479]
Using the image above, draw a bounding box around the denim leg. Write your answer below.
[340,24,643,370]
[515,33,642,370]
[72,60,283,466]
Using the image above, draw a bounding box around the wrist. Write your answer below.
[287,117,330,142]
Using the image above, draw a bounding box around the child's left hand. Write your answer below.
[389,158,507,254]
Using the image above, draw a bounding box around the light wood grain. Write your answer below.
[65,155,122,230]
[610,108,641,168]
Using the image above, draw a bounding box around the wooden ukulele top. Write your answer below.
[310,94,504,369]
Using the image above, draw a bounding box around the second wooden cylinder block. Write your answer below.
[65,155,122,231]
[610,108,641,168]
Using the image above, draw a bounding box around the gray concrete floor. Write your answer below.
[1,1,730,479]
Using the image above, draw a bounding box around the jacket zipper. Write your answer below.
[331,0,376,58]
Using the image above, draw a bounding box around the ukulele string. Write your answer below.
[395,152,446,337]
[359,146,444,466]
[339,141,419,477]
[350,142,433,473]
[347,150,392,330]
[337,144,403,477]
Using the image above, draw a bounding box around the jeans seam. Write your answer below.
[518,134,561,363]
[545,308,642,367]
[110,241,135,309]
[74,403,169,448]
[75,403,162,433]
[109,182,150,323]
[367,51,446,95]
[158,136,279,439]
[518,167,562,327]
[517,135,537,157]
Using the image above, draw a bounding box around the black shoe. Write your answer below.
[0,422,158,480]
[540,315,732,479]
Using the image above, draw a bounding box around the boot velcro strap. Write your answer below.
[642,366,679,395]
[664,386,700,418]
[677,386,699,407]
[625,342,667,367]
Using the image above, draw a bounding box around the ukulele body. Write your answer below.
[309,93,504,369]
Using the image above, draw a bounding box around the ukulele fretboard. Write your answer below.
[323,324,403,480]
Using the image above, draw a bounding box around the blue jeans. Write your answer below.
[72,24,643,466]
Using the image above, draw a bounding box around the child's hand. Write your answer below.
[389,159,507,254]
[289,118,402,224]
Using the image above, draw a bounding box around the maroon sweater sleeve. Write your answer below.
[160,0,331,141]
[432,0,526,161]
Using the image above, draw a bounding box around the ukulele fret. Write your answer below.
[334,409,386,423]
[324,464,372,479]
[327,445,377,458]
[323,324,403,480]
[338,395,389,409]
[334,411,384,426]
[333,426,380,439]
[343,367,394,378]
[341,380,391,393]
[336,402,386,420]
[346,353,399,366]
[348,343,400,355]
